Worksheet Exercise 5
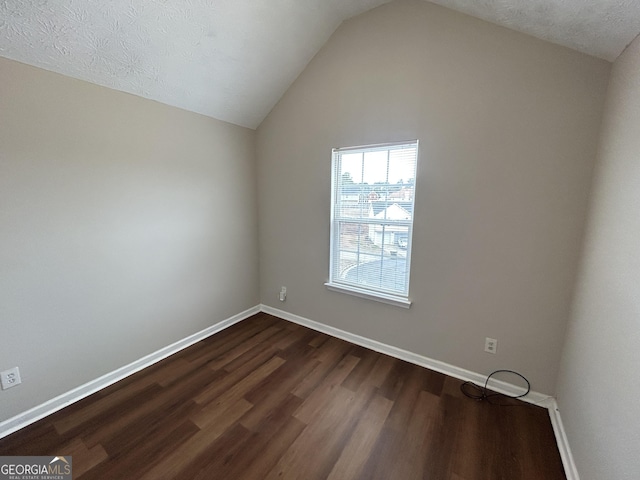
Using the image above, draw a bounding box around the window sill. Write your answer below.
[324,282,412,308]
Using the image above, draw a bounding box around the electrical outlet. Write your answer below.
[484,337,497,354]
[279,286,287,302]
[1,367,22,390]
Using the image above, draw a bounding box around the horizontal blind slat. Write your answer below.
[330,140,418,299]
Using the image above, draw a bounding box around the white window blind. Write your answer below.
[327,141,418,307]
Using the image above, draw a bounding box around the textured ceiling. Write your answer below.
[1,0,639,129]
[429,0,640,62]
[0,0,390,128]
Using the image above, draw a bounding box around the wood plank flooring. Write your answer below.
[0,313,566,479]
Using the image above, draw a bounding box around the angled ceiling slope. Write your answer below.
[430,0,640,62]
[1,0,640,129]
[0,0,390,129]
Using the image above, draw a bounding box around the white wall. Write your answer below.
[257,0,610,395]
[0,57,259,422]
[556,33,640,480]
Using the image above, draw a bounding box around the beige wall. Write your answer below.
[0,57,259,421]
[556,34,640,479]
[257,0,610,395]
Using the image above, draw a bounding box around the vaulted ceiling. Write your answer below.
[1,0,639,129]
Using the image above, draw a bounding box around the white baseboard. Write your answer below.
[261,304,581,479]
[1,302,578,480]
[548,399,580,480]
[261,304,552,407]
[0,305,261,440]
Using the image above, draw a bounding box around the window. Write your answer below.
[326,141,418,307]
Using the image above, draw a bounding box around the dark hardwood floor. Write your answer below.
[0,313,566,479]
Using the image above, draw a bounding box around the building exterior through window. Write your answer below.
[327,141,418,307]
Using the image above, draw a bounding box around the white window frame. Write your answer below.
[325,140,418,308]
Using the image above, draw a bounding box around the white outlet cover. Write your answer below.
[1,367,22,390]
[484,337,498,354]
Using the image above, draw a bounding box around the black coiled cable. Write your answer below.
[460,369,530,406]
